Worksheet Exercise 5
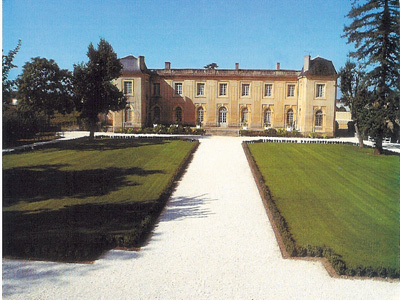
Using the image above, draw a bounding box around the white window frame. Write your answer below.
[123,80,133,95]
[264,83,273,97]
[219,83,228,97]
[197,82,205,96]
[242,83,250,97]
[316,84,325,98]
[315,110,323,127]
[174,82,183,95]
[287,84,295,97]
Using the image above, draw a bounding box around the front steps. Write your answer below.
[205,128,239,137]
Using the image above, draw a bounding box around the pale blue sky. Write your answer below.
[3,0,354,80]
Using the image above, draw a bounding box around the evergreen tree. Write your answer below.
[343,0,399,153]
[73,39,126,139]
[2,40,21,105]
[17,57,74,125]
[339,61,370,147]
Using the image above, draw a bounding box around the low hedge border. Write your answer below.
[242,141,399,280]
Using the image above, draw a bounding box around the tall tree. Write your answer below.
[339,61,370,147]
[73,39,126,139]
[17,57,74,124]
[2,40,21,105]
[343,0,399,154]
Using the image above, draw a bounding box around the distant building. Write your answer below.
[109,55,337,136]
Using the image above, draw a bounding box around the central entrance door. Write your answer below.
[219,107,227,127]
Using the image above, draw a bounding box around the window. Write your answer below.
[316,84,325,98]
[242,84,250,96]
[175,106,182,123]
[153,83,160,96]
[286,109,294,127]
[287,85,295,97]
[197,83,205,96]
[125,105,133,122]
[153,106,161,123]
[264,109,271,126]
[315,110,323,127]
[197,107,204,123]
[241,108,248,123]
[219,107,227,123]
[123,81,133,95]
[265,84,273,97]
[219,83,227,96]
[175,83,183,95]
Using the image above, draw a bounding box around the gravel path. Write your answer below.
[2,136,399,299]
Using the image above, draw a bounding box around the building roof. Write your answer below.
[300,57,337,76]
[120,55,144,74]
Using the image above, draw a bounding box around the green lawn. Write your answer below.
[248,143,399,270]
[3,138,197,261]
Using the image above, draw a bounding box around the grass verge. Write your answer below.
[3,137,198,262]
[244,141,399,278]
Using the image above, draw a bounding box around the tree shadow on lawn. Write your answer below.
[3,164,163,206]
[3,201,158,263]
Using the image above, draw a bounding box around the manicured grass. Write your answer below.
[3,138,197,262]
[248,143,399,270]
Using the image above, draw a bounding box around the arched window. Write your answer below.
[175,106,182,123]
[264,109,271,127]
[315,110,323,127]
[197,107,204,123]
[153,106,161,123]
[219,106,227,124]
[242,108,248,123]
[286,109,294,127]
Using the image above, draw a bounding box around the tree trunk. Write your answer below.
[374,134,384,155]
[354,123,364,147]
[88,118,96,140]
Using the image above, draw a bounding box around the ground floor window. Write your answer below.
[286,109,294,127]
[125,107,133,122]
[315,110,323,127]
[197,107,204,123]
[219,107,227,123]
[264,109,271,126]
[153,106,161,123]
[241,108,248,124]
[175,106,182,123]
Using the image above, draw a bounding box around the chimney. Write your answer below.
[139,56,145,71]
[165,62,171,70]
[235,63,239,70]
[276,62,280,70]
[304,55,311,72]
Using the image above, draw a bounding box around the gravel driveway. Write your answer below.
[3,136,399,299]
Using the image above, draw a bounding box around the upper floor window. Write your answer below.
[242,83,250,96]
[219,83,227,96]
[175,83,183,95]
[124,81,133,95]
[316,84,325,98]
[153,83,160,96]
[265,84,273,97]
[287,84,295,97]
[197,83,205,96]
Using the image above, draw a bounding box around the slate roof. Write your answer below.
[301,57,337,76]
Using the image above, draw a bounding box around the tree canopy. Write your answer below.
[204,63,218,69]
[343,0,399,153]
[17,57,74,123]
[73,39,126,138]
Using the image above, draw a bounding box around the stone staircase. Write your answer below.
[205,128,240,137]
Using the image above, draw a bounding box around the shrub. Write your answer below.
[309,132,318,138]
[276,128,286,136]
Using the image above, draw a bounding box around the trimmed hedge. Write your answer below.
[240,128,304,137]
[242,141,399,279]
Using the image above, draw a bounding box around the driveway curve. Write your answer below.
[2,136,399,299]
